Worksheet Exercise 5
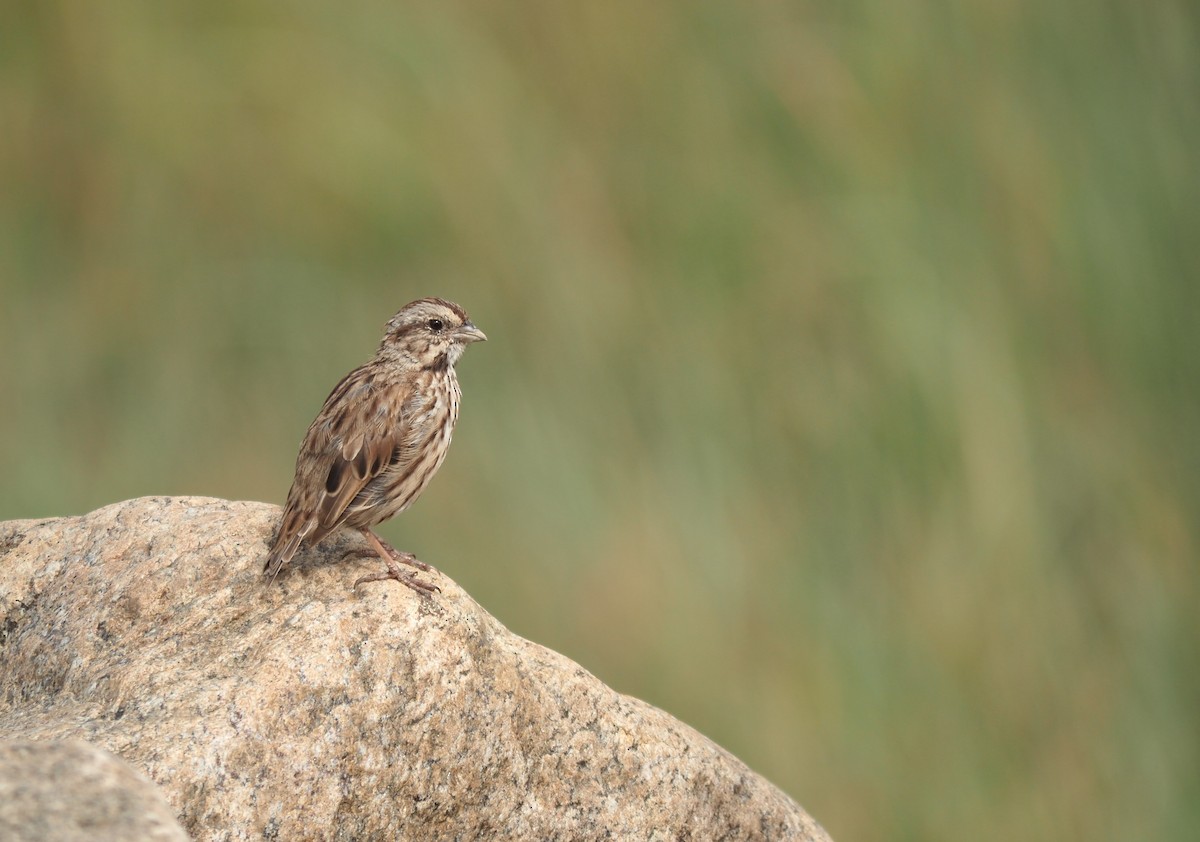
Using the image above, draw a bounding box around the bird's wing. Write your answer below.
[265,366,411,573]
[312,424,400,535]
[310,369,413,537]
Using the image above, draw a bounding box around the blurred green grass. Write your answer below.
[2,2,1197,839]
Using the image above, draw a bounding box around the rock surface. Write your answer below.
[0,496,830,841]
[0,739,189,841]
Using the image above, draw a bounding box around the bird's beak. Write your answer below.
[457,322,487,343]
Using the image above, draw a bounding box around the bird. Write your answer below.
[264,297,486,594]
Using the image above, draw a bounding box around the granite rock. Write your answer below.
[0,496,830,841]
[0,738,189,841]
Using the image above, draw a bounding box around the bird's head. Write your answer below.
[379,297,487,369]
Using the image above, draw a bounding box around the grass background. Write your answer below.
[2,2,1197,839]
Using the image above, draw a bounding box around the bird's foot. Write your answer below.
[353,559,440,596]
[349,529,439,596]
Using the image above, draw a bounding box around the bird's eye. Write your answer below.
[428,318,444,332]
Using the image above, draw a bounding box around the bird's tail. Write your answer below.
[264,510,311,580]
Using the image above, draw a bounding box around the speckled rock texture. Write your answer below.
[0,738,189,841]
[0,496,831,841]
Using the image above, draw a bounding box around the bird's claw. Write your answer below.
[353,564,440,596]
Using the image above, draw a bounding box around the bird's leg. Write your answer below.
[341,531,434,571]
[352,530,440,595]
[372,530,434,571]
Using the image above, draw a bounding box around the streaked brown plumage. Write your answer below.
[264,297,486,594]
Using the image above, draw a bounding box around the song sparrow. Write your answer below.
[264,297,486,594]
